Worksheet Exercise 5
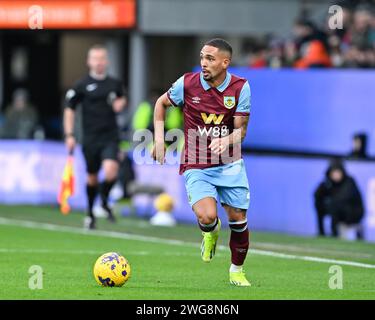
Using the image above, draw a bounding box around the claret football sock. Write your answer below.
[198,217,218,232]
[229,220,250,286]
[229,219,249,266]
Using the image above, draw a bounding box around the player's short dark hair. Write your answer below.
[204,38,232,57]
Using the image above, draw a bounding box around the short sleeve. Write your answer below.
[65,82,82,110]
[167,75,184,107]
[235,81,251,116]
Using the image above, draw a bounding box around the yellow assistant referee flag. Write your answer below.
[58,154,75,215]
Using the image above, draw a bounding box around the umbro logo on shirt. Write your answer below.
[86,83,98,92]
[192,97,201,104]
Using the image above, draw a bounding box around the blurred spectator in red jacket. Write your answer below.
[294,40,332,68]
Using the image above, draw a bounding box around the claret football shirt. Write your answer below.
[167,71,251,174]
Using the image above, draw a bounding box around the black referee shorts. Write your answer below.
[82,140,119,174]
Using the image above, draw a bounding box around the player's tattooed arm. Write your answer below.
[232,115,250,144]
[209,116,249,155]
[152,92,172,164]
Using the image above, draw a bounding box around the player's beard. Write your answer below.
[202,70,213,81]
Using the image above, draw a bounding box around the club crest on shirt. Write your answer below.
[223,96,235,109]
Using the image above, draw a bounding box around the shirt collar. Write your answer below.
[199,71,231,92]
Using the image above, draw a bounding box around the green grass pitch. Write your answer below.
[0,205,374,300]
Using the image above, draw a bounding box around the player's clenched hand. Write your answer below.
[65,136,76,153]
[209,137,229,155]
[152,141,166,164]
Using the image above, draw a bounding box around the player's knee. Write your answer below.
[196,211,217,225]
[103,163,118,181]
[105,171,117,181]
[227,207,247,222]
[193,198,217,224]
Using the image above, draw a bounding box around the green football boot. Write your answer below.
[201,218,221,262]
[229,270,251,287]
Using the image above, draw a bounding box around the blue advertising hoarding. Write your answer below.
[0,141,374,242]
[192,68,375,155]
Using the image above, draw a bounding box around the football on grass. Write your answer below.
[93,252,131,287]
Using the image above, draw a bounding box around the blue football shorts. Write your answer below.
[183,159,250,210]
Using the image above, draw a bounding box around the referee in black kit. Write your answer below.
[64,44,127,230]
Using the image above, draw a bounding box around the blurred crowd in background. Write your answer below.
[0,88,43,139]
[1,0,375,141]
[242,0,375,69]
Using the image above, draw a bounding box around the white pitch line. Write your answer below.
[0,217,375,269]
[0,217,193,246]
[0,248,210,258]
[253,242,374,259]
[249,249,375,269]
[0,248,150,256]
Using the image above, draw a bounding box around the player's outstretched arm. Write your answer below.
[152,92,172,164]
[209,115,249,155]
